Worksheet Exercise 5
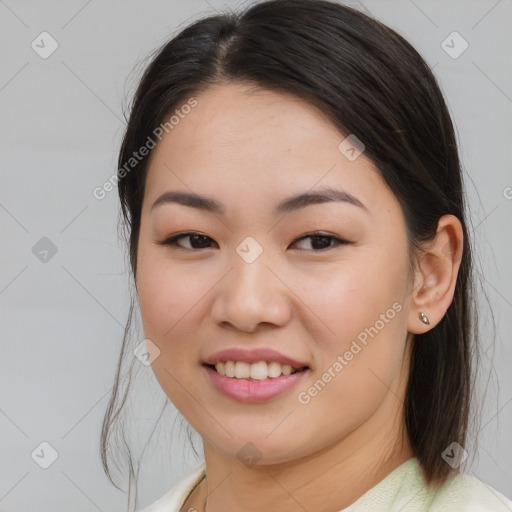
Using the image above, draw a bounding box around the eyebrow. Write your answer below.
[150,186,368,215]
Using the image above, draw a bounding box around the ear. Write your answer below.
[407,214,464,334]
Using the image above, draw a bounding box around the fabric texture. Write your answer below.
[140,457,512,512]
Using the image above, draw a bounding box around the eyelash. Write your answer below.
[157,231,350,252]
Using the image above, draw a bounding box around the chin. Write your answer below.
[201,427,317,467]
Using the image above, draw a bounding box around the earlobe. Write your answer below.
[407,214,464,334]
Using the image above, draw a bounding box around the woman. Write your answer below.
[101,1,512,510]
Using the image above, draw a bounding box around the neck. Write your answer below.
[183,404,414,512]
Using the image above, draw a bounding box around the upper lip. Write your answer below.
[203,348,309,369]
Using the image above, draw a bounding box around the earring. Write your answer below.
[418,312,430,325]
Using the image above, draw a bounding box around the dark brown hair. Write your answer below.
[102,0,480,506]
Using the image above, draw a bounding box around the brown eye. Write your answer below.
[157,232,217,250]
[157,231,349,252]
[291,232,349,251]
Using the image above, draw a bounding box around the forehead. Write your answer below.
[152,82,347,165]
[144,82,389,214]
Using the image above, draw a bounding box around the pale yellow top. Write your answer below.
[140,457,512,511]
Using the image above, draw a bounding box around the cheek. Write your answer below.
[136,246,205,339]
[298,241,410,390]
[136,263,180,337]
[135,247,209,407]
[135,243,224,386]
[292,281,408,451]
[297,253,408,346]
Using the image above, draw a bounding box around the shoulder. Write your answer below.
[430,471,512,511]
[139,462,206,512]
[345,457,512,512]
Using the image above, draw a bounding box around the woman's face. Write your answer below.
[136,82,416,466]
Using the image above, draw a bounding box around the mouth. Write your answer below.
[205,360,310,380]
[204,361,310,402]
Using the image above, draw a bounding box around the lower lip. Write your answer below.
[204,365,309,403]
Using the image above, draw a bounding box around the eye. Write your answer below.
[156,231,349,251]
[157,232,217,250]
[290,232,349,251]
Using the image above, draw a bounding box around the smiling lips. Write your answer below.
[203,346,310,380]
[204,346,308,366]
[214,360,304,380]
[203,347,310,402]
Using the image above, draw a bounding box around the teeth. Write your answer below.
[268,361,282,378]
[225,361,235,378]
[214,360,301,379]
[235,361,250,379]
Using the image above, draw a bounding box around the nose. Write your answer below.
[210,252,292,333]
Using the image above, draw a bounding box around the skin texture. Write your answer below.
[135,82,464,512]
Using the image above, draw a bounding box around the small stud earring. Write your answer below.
[419,312,430,325]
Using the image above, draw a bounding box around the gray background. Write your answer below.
[1,0,511,510]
